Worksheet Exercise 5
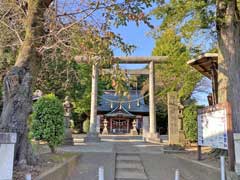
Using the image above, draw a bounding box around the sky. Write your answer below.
[112,10,160,70]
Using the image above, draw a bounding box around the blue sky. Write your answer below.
[112,15,160,69]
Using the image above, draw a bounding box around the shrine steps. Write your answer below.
[115,153,148,180]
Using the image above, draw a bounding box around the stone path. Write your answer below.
[62,135,220,180]
[69,153,115,180]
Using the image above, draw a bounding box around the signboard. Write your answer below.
[197,102,235,171]
[198,108,228,149]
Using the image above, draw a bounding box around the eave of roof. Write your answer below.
[187,53,218,79]
[105,105,136,118]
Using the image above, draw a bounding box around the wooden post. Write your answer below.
[226,102,235,171]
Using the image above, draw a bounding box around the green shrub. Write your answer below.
[183,103,198,142]
[31,94,65,153]
[83,119,90,133]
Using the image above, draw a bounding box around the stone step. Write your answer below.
[115,169,148,180]
[116,155,141,162]
[116,162,144,170]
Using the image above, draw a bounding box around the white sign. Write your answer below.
[0,133,17,180]
[198,109,228,149]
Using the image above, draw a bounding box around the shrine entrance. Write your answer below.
[111,119,129,134]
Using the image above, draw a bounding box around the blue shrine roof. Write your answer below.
[97,90,149,115]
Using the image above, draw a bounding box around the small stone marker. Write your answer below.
[0,133,17,180]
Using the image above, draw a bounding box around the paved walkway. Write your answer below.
[61,135,220,180]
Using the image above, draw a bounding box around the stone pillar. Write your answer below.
[142,116,149,140]
[84,63,100,142]
[168,92,179,145]
[148,61,161,142]
[234,133,240,175]
[167,92,186,146]
[0,133,17,180]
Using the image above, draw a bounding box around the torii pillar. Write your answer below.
[147,60,160,142]
[84,62,101,142]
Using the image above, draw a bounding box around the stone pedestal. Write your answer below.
[234,133,240,175]
[179,130,186,146]
[147,133,162,143]
[102,129,108,135]
[130,129,138,135]
[84,132,101,142]
[64,128,73,145]
[0,133,17,180]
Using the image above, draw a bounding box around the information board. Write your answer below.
[198,108,228,149]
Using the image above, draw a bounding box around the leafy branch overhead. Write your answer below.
[152,0,217,52]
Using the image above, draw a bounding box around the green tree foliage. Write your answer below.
[31,94,64,153]
[35,53,92,113]
[83,119,90,133]
[183,103,198,142]
[150,29,201,133]
[152,29,201,103]
[152,0,216,52]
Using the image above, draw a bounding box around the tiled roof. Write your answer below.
[97,90,149,114]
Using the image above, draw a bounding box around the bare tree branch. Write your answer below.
[0,19,23,45]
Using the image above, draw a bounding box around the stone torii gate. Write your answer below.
[75,56,167,142]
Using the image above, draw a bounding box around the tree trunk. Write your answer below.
[217,0,240,133]
[49,145,56,154]
[0,0,52,166]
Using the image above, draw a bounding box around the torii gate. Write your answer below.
[75,56,167,142]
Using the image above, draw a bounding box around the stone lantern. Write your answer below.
[130,119,138,135]
[63,96,73,145]
[102,119,108,135]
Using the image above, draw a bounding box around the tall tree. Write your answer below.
[0,0,53,166]
[0,0,155,165]
[145,29,201,132]
[152,29,201,104]
[216,0,240,133]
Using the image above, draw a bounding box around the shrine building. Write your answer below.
[96,90,149,135]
